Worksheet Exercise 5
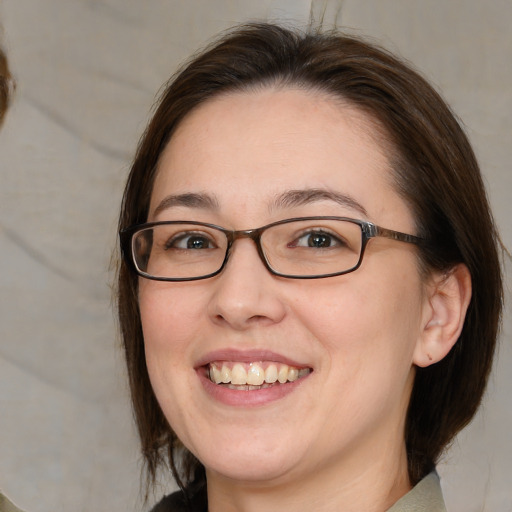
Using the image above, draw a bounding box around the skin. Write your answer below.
[139,87,463,512]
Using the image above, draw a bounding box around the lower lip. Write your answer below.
[197,369,310,407]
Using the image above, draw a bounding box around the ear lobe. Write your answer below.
[413,264,472,368]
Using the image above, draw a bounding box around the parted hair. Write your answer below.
[117,22,503,496]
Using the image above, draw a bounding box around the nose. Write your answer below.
[207,238,287,330]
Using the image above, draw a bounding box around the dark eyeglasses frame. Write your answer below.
[120,216,425,282]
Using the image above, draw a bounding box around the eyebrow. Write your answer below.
[269,188,368,217]
[153,192,219,217]
[152,188,368,218]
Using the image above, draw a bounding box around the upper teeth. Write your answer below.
[208,362,309,386]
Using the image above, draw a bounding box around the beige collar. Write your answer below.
[387,471,446,512]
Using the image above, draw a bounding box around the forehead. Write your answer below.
[161,86,389,169]
[150,87,409,228]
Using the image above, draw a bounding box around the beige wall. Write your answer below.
[0,1,510,511]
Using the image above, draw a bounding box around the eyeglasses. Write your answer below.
[120,216,424,281]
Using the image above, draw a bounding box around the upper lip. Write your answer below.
[194,349,312,369]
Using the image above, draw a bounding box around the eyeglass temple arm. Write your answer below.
[368,224,424,246]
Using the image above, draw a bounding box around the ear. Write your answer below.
[413,264,472,368]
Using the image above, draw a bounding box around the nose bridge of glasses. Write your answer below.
[225,227,268,266]
[229,227,262,241]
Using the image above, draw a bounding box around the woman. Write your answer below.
[117,23,503,511]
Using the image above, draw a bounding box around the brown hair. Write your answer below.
[0,45,12,124]
[117,22,503,494]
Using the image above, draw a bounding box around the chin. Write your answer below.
[204,456,297,484]
[191,431,304,484]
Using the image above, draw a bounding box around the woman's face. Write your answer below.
[139,88,430,486]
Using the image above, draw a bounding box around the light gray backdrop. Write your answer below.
[0,1,510,511]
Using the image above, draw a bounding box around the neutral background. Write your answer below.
[0,1,510,511]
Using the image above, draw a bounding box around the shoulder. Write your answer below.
[0,493,26,512]
[149,483,207,512]
[149,491,186,512]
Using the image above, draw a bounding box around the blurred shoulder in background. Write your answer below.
[0,492,26,512]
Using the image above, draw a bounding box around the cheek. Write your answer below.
[139,281,203,348]
[138,283,205,400]
[296,269,424,433]
[138,283,206,437]
[293,262,424,373]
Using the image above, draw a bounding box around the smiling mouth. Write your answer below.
[207,361,312,390]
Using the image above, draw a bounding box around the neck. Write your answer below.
[205,441,411,512]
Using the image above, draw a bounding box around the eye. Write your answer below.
[166,232,216,250]
[291,230,344,248]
